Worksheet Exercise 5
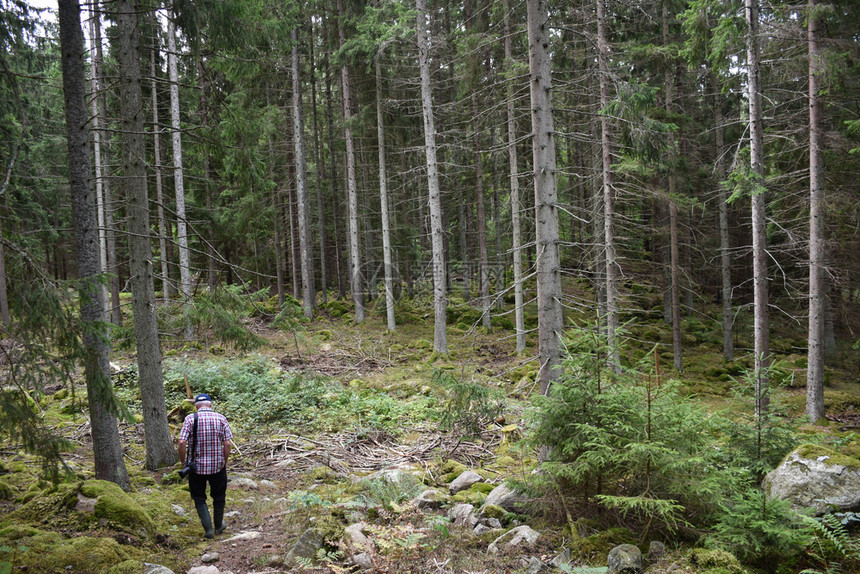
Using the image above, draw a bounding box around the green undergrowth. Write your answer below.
[112,355,435,434]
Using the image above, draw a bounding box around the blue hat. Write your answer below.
[194,393,212,403]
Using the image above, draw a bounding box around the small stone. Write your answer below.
[551,548,571,568]
[488,525,540,554]
[144,564,175,574]
[524,556,545,574]
[230,478,259,490]
[353,553,373,569]
[259,479,277,489]
[449,470,483,494]
[172,504,187,516]
[201,552,220,564]
[484,517,502,529]
[413,489,449,510]
[448,503,478,528]
[647,541,666,562]
[187,566,219,574]
[343,522,372,551]
[607,544,643,574]
[473,524,499,536]
[223,531,262,542]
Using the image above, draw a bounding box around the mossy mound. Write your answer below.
[575,527,637,564]
[0,527,141,573]
[108,560,146,574]
[9,480,155,539]
[434,460,469,484]
[689,548,745,574]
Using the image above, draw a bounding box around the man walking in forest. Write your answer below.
[178,393,233,539]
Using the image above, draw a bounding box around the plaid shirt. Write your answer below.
[179,407,233,475]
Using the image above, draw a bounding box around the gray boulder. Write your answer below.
[449,470,483,493]
[448,503,478,528]
[488,525,540,554]
[763,444,860,514]
[186,567,219,574]
[144,565,175,574]
[342,522,373,552]
[284,528,325,566]
[482,483,529,514]
[607,544,642,574]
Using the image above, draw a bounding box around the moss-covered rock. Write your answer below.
[479,504,506,521]
[436,460,469,484]
[452,490,487,506]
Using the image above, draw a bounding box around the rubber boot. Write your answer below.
[214,501,226,535]
[195,501,214,539]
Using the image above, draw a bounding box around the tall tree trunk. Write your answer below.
[504,0,525,353]
[527,0,564,393]
[59,0,130,489]
[90,4,121,325]
[806,0,825,423]
[197,58,217,293]
[664,1,682,372]
[473,92,491,330]
[115,0,178,470]
[597,0,620,371]
[746,0,770,414]
[167,1,192,340]
[150,42,171,302]
[417,0,447,354]
[87,8,108,318]
[376,49,396,331]
[322,19,346,302]
[292,29,315,318]
[712,71,734,361]
[309,21,328,305]
[338,0,364,322]
[266,86,285,306]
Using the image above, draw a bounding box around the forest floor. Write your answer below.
[2,291,860,573]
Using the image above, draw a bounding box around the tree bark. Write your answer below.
[338,0,364,322]
[292,28,315,319]
[167,1,192,339]
[309,22,328,305]
[150,41,170,302]
[597,0,620,371]
[746,0,770,414]
[417,0,447,354]
[58,0,130,489]
[87,8,108,318]
[712,70,733,361]
[806,0,825,423]
[89,4,121,326]
[473,92,491,330]
[376,49,396,331]
[115,0,178,470]
[527,0,564,393]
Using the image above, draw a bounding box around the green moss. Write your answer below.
[479,504,506,521]
[452,490,486,506]
[108,560,145,574]
[576,528,637,564]
[436,460,469,484]
[689,548,744,573]
[793,444,860,469]
[468,482,494,495]
[306,466,339,483]
[0,525,44,540]
[0,478,16,500]
[94,492,155,537]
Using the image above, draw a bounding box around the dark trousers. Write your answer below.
[189,467,227,504]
